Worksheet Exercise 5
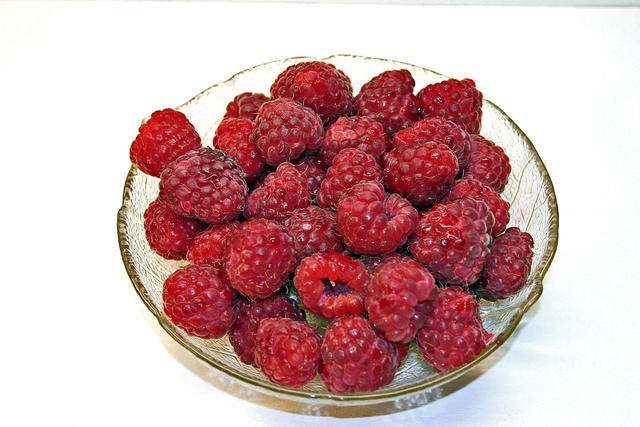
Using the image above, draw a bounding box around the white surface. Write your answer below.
[1,1,639,426]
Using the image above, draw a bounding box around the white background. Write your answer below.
[1,1,639,426]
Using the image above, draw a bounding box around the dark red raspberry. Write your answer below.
[317,148,382,210]
[143,199,205,260]
[224,218,297,299]
[186,221,239,271]
[354,69,419,134]
[284,206,344,258]
[477,227,534,300]
[410,198,494,285]
[245,162,311,222]
[320,315,398,393]
[416,78,483,134]
[395,342,410,369]
[293,155,326,196]
[336,181,418,255]
[322,116,391,165]
[229,295,305,366]
[250,98,324,166]
[445,178,510,236]
[383,141,459,206]
[162,264,236,339]
[130,108,201,177]
[159,147,247,224]
[255,318,321,388]
[416,286,490,372]
[392,118,470,169]
[270,61,353,125]
[293,252,368,319]
[366,257,438,344]
[361,253,406,274]
[212,118,265,183]
[224,92,270,121]
[463,135,511,193]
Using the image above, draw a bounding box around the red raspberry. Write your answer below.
[212,118,265,183]
[143,199,205,260]
[477,227,534,300]
[336,181,418,255]
[224,218,297,299]
[354,69,419,134]
[366,257,438,344]
[270,61,353,125]
[416,286,490,372]
[245,162,311,222]
[293,155,326,196]
[416,78,483,134]
[320,315,398,393]
[392,118,470,169]
[162,264,236,339]
[130,108,201,177]
[321,116,390,165]
[395,342,410,369]
[383,141,459,206]
[463,135,511,193]
[229,295,305,366]
[284,206,344,258]
[255,318,321,388]
[224,92,270,121]
[445,178,510,236]
[186,221,239,271]
[361,253,406,274]
[316,148,382,210]
[410,198,494,285]
[250,98,324,166]
[293,252,368,319]
[159,147,247,224]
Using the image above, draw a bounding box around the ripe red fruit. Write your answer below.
[416,78,483,134]
[322,116,390,165]
[293,252,369,319]
[130,108,201,177]
[336,181,418,255]
[186,221,239,271]
[445,178,510,236]
[284,206,344,258]
[293,155,326,196]
[463,134,511,193]
[224,92,270,121]
[162,264,236,339]
[212,117,265,183]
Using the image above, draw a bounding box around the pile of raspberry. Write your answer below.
[129,61,535,392]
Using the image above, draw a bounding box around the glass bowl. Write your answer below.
[117,54,558,406]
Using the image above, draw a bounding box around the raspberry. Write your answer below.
[130,108,201,177]
[366,257,438,344]
[186,221,239,271]
[245,162,311,222]
[212,118,265,183]
[476,227,534,300]
[383,141,459,206]
[316,148,382,210]
[444,178,510,236]
[392,118,470,169]
[143,199,205,260]
[229,295,305,366]
[293,252,368,319]
[395,342,410,369]
[224,92,270,121]
[336,181,418,255]
[162,264,236,339]
[320,315,398,393]
[159,147,247,224]
[321,116,390,165]
[224,218,297,299]
[416,286,490,372]
[361,253,406,274]
[255,318,321,388]
[463,135,511,193]
[250,98,324,166]
[416,78,483,134]
[410,198,494,285]
[293,155,326,196]
[270,61,353,125]
[354,69,419,134]
[284,206,344,258]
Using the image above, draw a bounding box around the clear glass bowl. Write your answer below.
[117,54,559,405]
